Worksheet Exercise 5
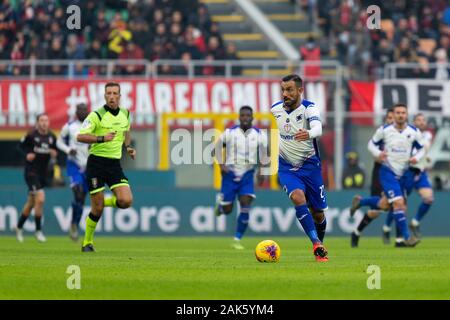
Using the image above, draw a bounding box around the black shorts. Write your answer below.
[86,154,129,194]
[370,162,383,196]
[25,171,46,193]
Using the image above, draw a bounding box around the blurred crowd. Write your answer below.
[0,0,239,76]
[298,0,450,79]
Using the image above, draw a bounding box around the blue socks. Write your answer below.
[71,201,84,225]
[235,206,250,240]
[360,196,381,210]
[384,210,394,228]
[414,202,431,222]
[393,210,410,240]
[295,205,320,244]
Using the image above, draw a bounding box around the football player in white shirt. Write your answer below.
[349,108,394,248]
[57,103,89,241]
[271,74,328,262]
[214,106,269,250]
[383,113,434,239]
[368,103,424,247]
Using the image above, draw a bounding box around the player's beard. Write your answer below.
[284,96,299,108]
[283,98,293,107]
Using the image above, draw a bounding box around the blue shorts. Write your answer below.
[379,165,415,203]
[406,171,432,195]
[67,160,88,193]
[220,170,255,204]
[278,156,328,211]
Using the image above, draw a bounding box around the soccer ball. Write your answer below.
[255,240,281,263]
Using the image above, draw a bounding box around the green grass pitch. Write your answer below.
[1,236,449,300]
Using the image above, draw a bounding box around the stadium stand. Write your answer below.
[0,0,231,76]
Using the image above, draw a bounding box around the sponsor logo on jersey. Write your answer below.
[284,123,292,132]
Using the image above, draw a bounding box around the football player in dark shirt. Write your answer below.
[16,113,57,243]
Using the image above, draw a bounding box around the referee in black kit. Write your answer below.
[15,113,58,243]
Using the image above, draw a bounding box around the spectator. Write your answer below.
[163,41,180,59]
[145,42,164,61]
[185,24,207,54]
[169,23,184,46]
[10,41,23,60]
[118,41,145,75]
[151,9,165,31]
[130,18,150,50]
[189,4,211,33]
[443,6,450,27]
[47,37,65,60]
[433,48,450,79]
[225,42,242,76]
[31,9,50,39]
[47,38,66,75]
[153,23,169,46]
[206,22,224,47]
[394,37,417,63]
[300,36,321,79]
[159,63,175,76]
[171,10,184,29]
[372,38,394,70]
[437,35,450,58]
[65,34,85,60]
[207,36,225,60]
[92,9,110,44]
[201,53,216,76]
[342,152,365,189]
[71,62,89,78]
[107,20,132,59]
[53,7,66,30]
[172,51,192,75]
[0,8,16,44]
[418,6,439,40]
[86,39,104,59]
[393,18,410,45]
[0,63,10,75]
[0,34,11,59]
[180,29,203,59]
[81,0,97,30]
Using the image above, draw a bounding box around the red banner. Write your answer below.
[349,81,376,126]
[0,79,329,129]
[349,79,450,126]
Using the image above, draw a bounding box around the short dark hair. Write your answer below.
[36,113,48,121]
[105,82,120,93]
[239,105,253,113]
[282,74,303,88]
[393,103,407,110]
[413,113,424,121]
